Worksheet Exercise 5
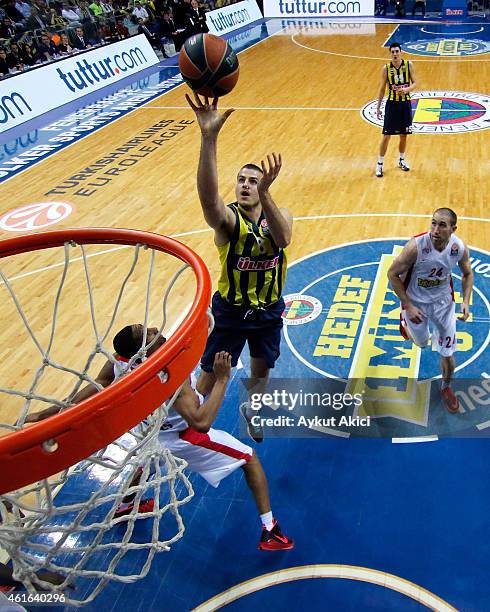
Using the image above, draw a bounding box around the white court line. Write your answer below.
[382,24,399,47]
[142,105,486,112]
[420,26,485,35]
[193,564,457,612]
[392,436,439,443]
[3,213,489,284]
[291,33,490,62]
[143,105,361,110]
[294,212,490,223]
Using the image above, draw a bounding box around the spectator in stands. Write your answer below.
[394,0,406,16]
[137,16,156,42]
[160,7,183,51]
[0,47,9,76]
[3,0,24,28]
[188,0,207,34]
[48,6,68,28]
[115,16,129,38]
[0,17,17,39]
[71,25,89,48]
[95,20,113,42]
[25,6,48,32]
[37,31,57,60]
[20,39,38,65]
[88,0,104,17]
[173,0,192,28]
[153,0,166,14]
[132,1,149,22]
[61,2,83,25]
[112,0,129,19]
[412,0,426,16]
[139,15,167,53]
[6,40,22,70]
[15,0,32,20]
[58,31,73,53]
[78,1,98,40]
[101,0,115,17]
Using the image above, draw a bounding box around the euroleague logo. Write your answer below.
[0,201,73,232]
[361,91,490,133]
[403,38,490,56]
[278,240,490,435]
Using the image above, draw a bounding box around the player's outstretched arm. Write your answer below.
[258,153,293,248]
[458,246,474,321]
[173,352,231,433]
[24,360,115,423]
[185,93,235,239]
[387,239,426,323]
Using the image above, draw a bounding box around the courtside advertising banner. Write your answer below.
[206,0,263,36]
[263,0,374,17]
[0,35,159,136]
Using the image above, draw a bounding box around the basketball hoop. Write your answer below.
[0,228,212,604]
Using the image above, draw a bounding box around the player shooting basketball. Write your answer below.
[185,93,294,444]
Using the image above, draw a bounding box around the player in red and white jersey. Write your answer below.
[387,208,474,413]
[27,324,293,551]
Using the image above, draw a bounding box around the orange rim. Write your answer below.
[0,228,211,494]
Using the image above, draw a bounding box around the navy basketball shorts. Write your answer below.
[383,99,413,135]
[201,292,285,372]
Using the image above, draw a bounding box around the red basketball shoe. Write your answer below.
[114,498,154,518]
[258,520,294,551]
[441,387,459,414]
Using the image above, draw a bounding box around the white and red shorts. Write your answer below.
[159,427,253,488]
[401,296,456,357]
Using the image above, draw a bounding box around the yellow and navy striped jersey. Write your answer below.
[217,203,287,308]
[386,60,411,102]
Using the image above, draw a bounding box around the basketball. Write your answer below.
[179,33,239,98]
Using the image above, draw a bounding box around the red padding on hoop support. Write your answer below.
[0,228,211,494]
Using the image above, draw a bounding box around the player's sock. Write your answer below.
[441,380,451,390]
[377,156,384,164]
[260,511,274,531]
[399,153,405,160]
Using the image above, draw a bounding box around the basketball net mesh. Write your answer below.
[0,239,209,605]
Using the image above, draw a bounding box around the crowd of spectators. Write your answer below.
[0,0,234,79]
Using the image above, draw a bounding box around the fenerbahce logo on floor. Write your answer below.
[281,239,490,437]
[361,91,490,133]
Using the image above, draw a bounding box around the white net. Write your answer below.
[0,233,208,605]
